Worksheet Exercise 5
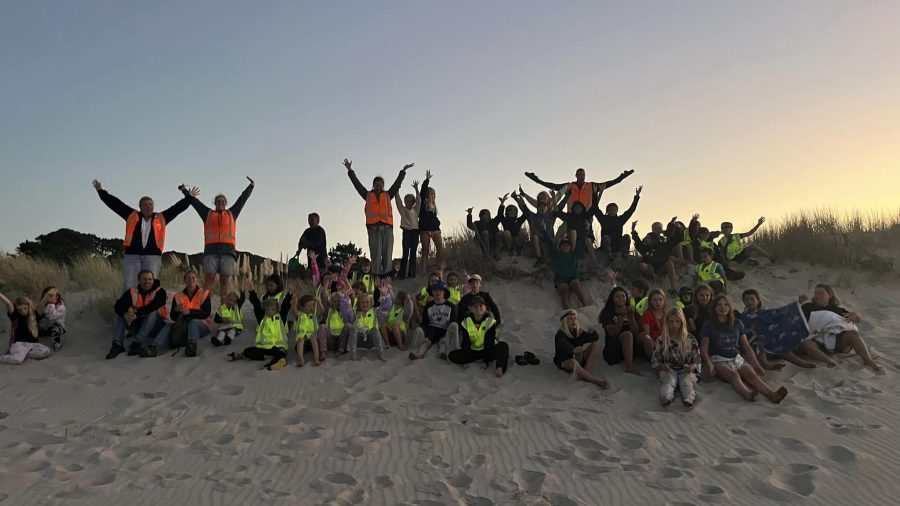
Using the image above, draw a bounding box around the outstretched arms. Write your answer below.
[523,171,566,191]
[93,179,136,220]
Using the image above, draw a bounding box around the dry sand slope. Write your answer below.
[1,261,898,505]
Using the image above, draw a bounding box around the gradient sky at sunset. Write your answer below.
[2,1,898,259]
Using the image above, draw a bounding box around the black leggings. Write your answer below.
[400,228,418,277]
[242,346,287,367]
[448,342,510,372]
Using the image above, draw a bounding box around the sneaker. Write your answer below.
[127,341,142,356]
[105,343,126,360]
[185,342,198,357]
[227,352,244,361]
[211,337,223,347]
[140,344,157,358]
[224,336,233,346]
[264,358,287,370]
[52,336,62,351]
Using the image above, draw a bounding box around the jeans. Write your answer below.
[348,326,385,354]
[400,228,419,278]
[318,325,350,353]
[154,319,209,347]
[659,369,697,403]
[112,312,161,346]
[122,255,162,291]
[367,224,394,276]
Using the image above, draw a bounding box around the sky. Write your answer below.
[2,0,899,260]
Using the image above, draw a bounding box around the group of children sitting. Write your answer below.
[1,287,66,364]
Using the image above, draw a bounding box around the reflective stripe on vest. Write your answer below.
[123,211,167,250]
[629,296,649,316]
[218,304,243,330]
[364,191,393,226]
[130,287,168,320]
[387,306,406,330]
[675,300,686,309]
[448,286,461,305]
[295,312,316,341]
[698,240,716,253]
[719,234,743,260]
[255,315,287,349]
[204,210,236,246]
[327,310,345,336]
[418,287,429,307]
[567,182,594,210]
[697,261,724,284]
[679,228,691,246]
[180,288,211,329]
[353,273,375,294]
[463,317,496,351]
[357,309,377,331]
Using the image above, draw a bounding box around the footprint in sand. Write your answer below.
[375,475,394,488]
[618,432,648,451]
[0,412,8,420]
[759,464,819,500]
[138,391,167,399]
[698,483,727,501]
[775,437,813,453]
[511,469,546,495]
[323,472,357,486]
[203,414,226,424]
[445,472,473,490]
[213,384,244,397]
[825,445,855,463]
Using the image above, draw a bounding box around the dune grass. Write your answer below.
[0,253,71,301]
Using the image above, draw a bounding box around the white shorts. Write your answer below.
[712,354,746,372]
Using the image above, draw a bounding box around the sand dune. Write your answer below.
[0,260,897,505]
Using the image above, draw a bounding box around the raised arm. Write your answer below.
[518,186,539,208]
[93,180,136,220]
[620,186,642,221]
[343,159,370,199]
[387,163,413,198]
[0,292,12,314]
[180,185,212,218]
[598,169,635,189]
[161,185,198,222]
[228,177,255,218]
[742,217,766,237]
[524,171,566,191]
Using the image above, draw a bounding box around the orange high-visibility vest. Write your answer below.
[123,212,167,250]
[204,210,236,246]
[129,286,169,320]
[567,182,595,210]
[178,288,212,329]
[364,191,393,226]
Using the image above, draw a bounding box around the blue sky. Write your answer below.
[2,1,898,259]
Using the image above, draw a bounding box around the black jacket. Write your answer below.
[114,279,167,319]
[97,190,192,256]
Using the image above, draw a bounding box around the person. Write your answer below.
[93,179,197,291]
[524,167,635,212]
[415,271,442,316]
[457,274,502,326]
[248,274,293,324]
[466,207,500,258]
[496,193,529,256]
[695,248,727,294]
[599,286,642,375]
[317,291,354,358]
[693,226,722,263]
[513,189,565,264]
[105,270,168,359]
[547,239,589,309]
[37,286,66,350]
[227,298,289,370]
[685,284,714,335]
[213,290,245,347]
[409,281,458,360]
[740,289,815,370]
[180,177,255,298]
[798,284,880,371]
[418,170,444,271]
[444,271,467,307]
[448,296,509,378]
[155,270,212,357]
[596,186,641,261]
[629,278,650,317]
[637,289,668,360]
[700,295,789,403]
[344,158,413,275]
[291,294,322,367]
[297,213,327,270]
[556,197,598,261]
[349,289,390,361]
[631,220,681,293]
[554,309,607,388]
[651,308,701,407]
[382,290,413,349]
[675,286,693,310]
[719,218,774,269]
[0,292,51,365]
[395,180,421,279]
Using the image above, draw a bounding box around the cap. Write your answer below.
[428,281,451,298]
[678,286,694,296]
[468,295,487,307]
[468,274,483,282]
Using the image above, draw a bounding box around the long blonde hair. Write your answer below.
[559,310,580,339]
[659,307,691,360]
[14,297,39,338]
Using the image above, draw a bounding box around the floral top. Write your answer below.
[651,335,701,370]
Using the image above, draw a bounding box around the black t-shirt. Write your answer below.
[599,308,634,342]
[8,310,39,344]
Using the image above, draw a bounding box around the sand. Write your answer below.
[0,260,898,505]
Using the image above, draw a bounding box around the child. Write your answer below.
[228,298,288,370]
[629,278,650,316]
[651,308,701,407]
[638,289,667,359]
[448,296,509,377]
[685,284,713,335]
[798,284,880,371]
[415,271,442,317]
[695,248,727,294]
[317,291,354,358]
[382,290,412,349]
[719,218,774,268]
[0,292,51,365]
[740,289,815,370]
[37,286,67,350]
[213,290,245,346]
[675,286,693,310]
[351,257,377,295]
[409,281,458,360]
[700,295,788,403]
[466,207,500,258]
[445,271,465,307]
[497,193,529,256]
[248,273,292,322]
[292,294,322,367]
[599,286,642,375]
[395,180,420,279]
[548,239,589,309]
[554,309,607,388]
[349,291,389,361]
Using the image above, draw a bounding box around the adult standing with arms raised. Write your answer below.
[93,179,198,291]
[343,158,413,276]
[180,177,255,298]
[524,167,635,212]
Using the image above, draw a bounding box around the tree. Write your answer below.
[328,242,363,267]
[17,228,123,264]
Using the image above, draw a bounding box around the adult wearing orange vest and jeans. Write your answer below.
[93,179,197,291]
[153,270,213,357]
[343,158,413,276]
[524,167,635,212]
[106,270,169,360]
[181,177,255,298]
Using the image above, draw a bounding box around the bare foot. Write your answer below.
[661,397,673,407]
[867,362,884,374]
[682,399,695,408]
[765,363,786,371]
[408,351,422,360]
[799,362,815,369]
[351,352,359,361]
[495,368,505,378]
[770,386,788,404]
[625,365,644,376]
[439,352,447,360]
[314,361,321,367]
[742,388,758,402]
[825,359,838,368]
[377,352,386,362]
[593,377,608,389]
[297,361,304,367]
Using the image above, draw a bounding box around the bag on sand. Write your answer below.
[169,316,189,349]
